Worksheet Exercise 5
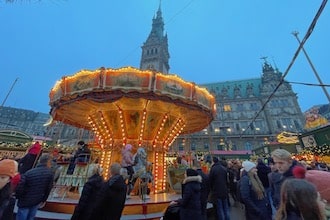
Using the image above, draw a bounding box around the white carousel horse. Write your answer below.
[127,147,153,199]
[132,147,148,178]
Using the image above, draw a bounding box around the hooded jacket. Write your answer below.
[177,175,203,220]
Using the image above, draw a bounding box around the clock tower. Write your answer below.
[140,4,170,74]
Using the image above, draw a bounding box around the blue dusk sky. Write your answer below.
[0,0,329,114]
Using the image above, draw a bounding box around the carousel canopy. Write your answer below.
[49,67,215,150]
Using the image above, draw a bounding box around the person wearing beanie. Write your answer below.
[0,159,18,220]
[239,160,272,220]
[306,170,330,218]
[168,168,203,220]
[242,160,256,172]
[0,159,17,178]
[292,167,330,218]
[305,170,330,203]
[16,154,54,220]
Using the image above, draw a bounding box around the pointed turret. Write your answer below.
[260,57,282,83]
[140,2,170,74]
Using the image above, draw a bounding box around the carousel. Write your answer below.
[44,67,215,218]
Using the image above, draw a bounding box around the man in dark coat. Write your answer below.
[71,164,104,220]
[196,163,210,220]
[208,157,230,220]
[15,154,54,220]
[91,162,127,220]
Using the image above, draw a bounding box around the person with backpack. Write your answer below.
[239,160,271,220]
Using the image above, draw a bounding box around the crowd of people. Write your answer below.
[0,141,156,220]
[164,148,330,220]
[0,140,128,220]
[1,141,330,220]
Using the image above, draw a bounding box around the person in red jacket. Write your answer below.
[18,142,42,174]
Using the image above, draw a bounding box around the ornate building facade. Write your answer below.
[174,62,305,152]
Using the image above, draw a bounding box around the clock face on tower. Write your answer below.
[147,64,155,71]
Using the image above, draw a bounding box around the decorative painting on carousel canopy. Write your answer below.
[104,67,152,91]
[65,70,101,95]
[154,74,192,100]
[194,86,214,110]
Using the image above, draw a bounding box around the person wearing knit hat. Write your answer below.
[292,167,330,218]
[0,159,17,179]
[305,170,330,205]
[242,160,256,172]
[239,160,272,219]
[0,159,18,219]
[0,159,21,191]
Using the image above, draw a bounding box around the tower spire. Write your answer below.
[158,0,162,12]
[140,3,170,74]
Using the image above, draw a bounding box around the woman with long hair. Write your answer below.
[239,160,272,220]
[276,178,325,220]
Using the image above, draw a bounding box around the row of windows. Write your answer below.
[218,99,291,113]
[178,141,254,151]
[209,117,302,136]
[269,99,291,108]
[146,48,158,55]
[219,103,260,112]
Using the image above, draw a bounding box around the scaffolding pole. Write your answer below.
[292,31,330,103]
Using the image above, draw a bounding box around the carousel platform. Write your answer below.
[35,192,181,220]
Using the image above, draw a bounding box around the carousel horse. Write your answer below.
[127,147,153,198]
